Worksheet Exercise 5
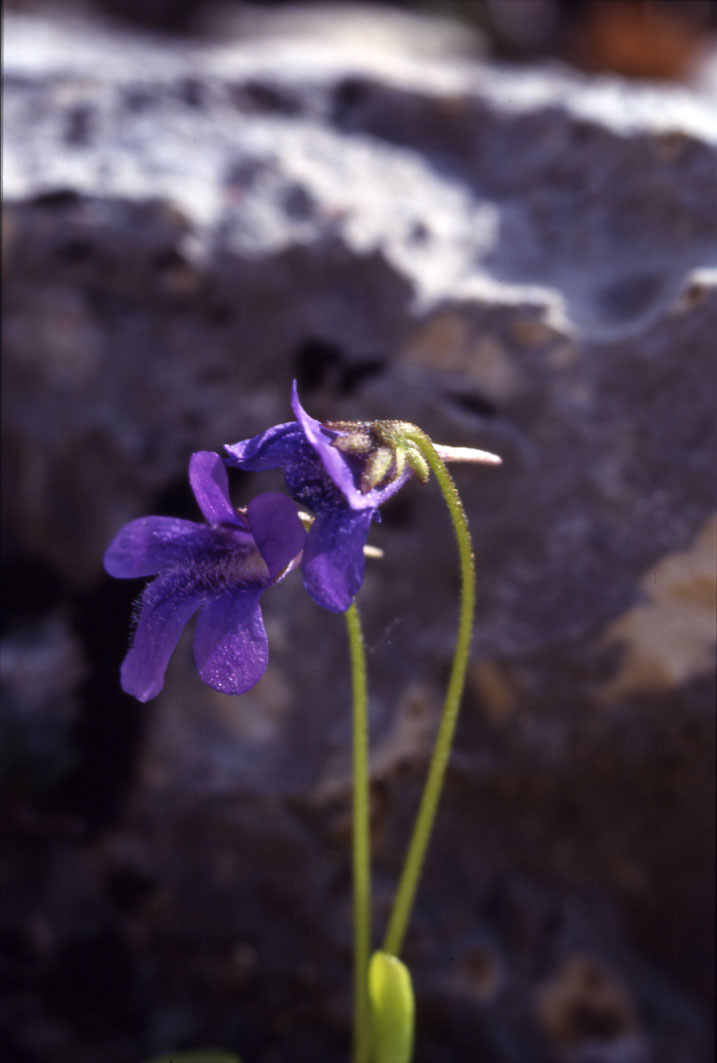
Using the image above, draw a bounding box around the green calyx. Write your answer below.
[327,420,430,494]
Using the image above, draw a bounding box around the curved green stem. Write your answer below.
[382,430,475,957]
[345,602,372,1063]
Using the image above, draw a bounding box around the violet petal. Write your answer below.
[189,451,239,525]
[120,576,203,702]
[104,517,213,578]
[291,381,374,511]
[225,422,309,471]
[193,587,268,694]
[246,492,306,581]
[302,506,374,612]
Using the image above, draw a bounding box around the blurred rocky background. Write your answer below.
[2,2,716,1062]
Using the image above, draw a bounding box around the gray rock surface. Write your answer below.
[2,5,716,1063]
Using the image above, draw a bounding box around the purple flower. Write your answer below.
[104,451,305,702]
[225,383,416,613]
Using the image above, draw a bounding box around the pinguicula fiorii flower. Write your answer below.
[224,382,500,613]
[104,451,305,701]
[224,383,413,612]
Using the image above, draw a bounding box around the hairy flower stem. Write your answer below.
[382,430,476,957]
[345,602,372,1063]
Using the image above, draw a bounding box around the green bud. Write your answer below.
[405,446,429,484]
[369,950,415,1063]
[361,445,396,492]
[331,430,374,456]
